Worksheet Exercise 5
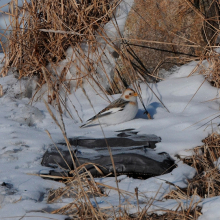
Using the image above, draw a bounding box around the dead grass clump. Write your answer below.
[183,133,220,198]
[200,51,220,88]
[145,207,202,220]
[166,133,220,201]
[188,50,220,88]
[160,133,220,219]
[162,182,202,219]
[2,0,132,109]
[46,165,106,219]
[3,0,118,77]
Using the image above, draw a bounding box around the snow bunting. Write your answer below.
[80,88,138,128]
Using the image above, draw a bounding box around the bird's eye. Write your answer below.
[129,93,132,95]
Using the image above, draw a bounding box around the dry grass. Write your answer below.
[157,133,220,219]
[183,1,220,88]
[183,133,220,198]
[44,170,203,219]
[2,0,117,73]
[47,167,106,218]
[145,207,202,220]
[0,0,159,101]
[161,132,220,220]
[188,50,220,88]
[1,0,122,103]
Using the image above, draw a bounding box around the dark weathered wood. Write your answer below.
[42,131,175,179]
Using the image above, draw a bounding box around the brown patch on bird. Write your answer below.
[125,95,129,99]
[129,101,136,105]
[127,88,135,92]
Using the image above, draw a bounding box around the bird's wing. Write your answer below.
[86,98,129,122]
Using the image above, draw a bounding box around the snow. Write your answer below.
[199,196,220,220]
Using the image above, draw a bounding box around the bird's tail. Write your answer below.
[80,119,93,128]
[80,123,87,128]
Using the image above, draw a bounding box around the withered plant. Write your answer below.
[183,133,220,198]
[163,133,220,215]
[1,0,121,102]
[0,0,157,103]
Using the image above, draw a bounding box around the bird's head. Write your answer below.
[121,88,138,102]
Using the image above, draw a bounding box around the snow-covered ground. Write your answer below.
[0,54,220,219]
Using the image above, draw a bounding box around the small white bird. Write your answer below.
[80,88,138,128]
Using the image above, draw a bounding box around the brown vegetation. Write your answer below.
[0,0,157,101]
[183,133,220,198]
[162,133,220,220]
[119,0,220,81]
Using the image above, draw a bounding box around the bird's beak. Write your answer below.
[133,92,138,97]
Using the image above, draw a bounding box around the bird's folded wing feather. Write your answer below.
[87,98,129,122]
